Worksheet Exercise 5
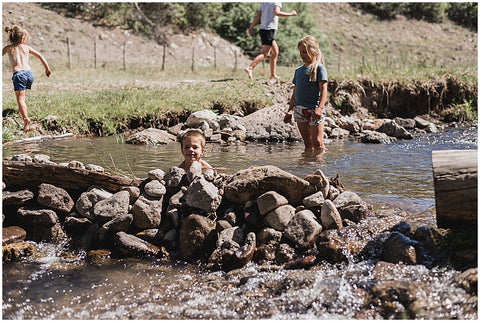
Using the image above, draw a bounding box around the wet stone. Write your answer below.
[3,241,35,261]
[320,200,343,230]
[98,213,134,241]
[2,226,27,245]
[2,189,34,206]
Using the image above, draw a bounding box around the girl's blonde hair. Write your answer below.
[5,25,29,46]
[298,35,325,82]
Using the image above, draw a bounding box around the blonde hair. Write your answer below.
[298,35,325,82]
[180,129,206,149]
[5,25,29,46]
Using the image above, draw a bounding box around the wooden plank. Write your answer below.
[2,160,143,193]
[432,149,478,228]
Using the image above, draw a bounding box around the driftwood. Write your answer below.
[432,149,478,229]
[3,160,142,193]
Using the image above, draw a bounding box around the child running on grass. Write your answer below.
[283,35,328,152]
[3,25,52,132]
[178,129,213,173]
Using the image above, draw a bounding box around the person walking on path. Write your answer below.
[3,25,52,132]
[245,2,297,80]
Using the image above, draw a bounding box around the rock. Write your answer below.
[98,213,134,241]
[234,231,256,268]
[284,209,322,249]
[275,243,296,264]
[11,154,32,162]
[363,119,385,131]
[166,208,180,228]
[2,189,34,206]
[263,204,295,231]
[93,190,130,222]
[185,177,222,213]
[339,116,362,133]
[68,160,85,169]
[63,216,92,236]
[186,110,218,129]
[302,191,325,208]
[75,187,113,220]
[17,207,58,226]
[244,201,262,226]
[87,249,111,264]
[257,191,289,216]
[164,166,186,189]
[148,169,165,181]
[186,161,203,183]
[131,194,163,230]
[169,188,187,209]
[144,180,166,198]
[224,165,315,205]
[3,241,35,261]
[253,243,277,264]
[223,208,238,226]
[125,128,177,145]
[3,226,27,245]
[378,120,413,140]
[361,130,393,144]
[37,183,74,213]
[425,122,438,133]
[329,127,350,139]
[394,117,416,129]
[167,123,185,136]
[414,116,430,129]
[179,214,216,259]
[122,186,141,203]
[256,227,282,246]
[85,164,104,172]
[217,226,244,248]
[304,169,330,199]
[333,191,368,223]
[382,232,421,265]
[320,200,343,229]
[284,255,316,269]
[204,168,216,181]
[136,229,164,245]
[454,268,477,295]
[216,220,232,232]
[32,154,52,164]
[113,231,160,258]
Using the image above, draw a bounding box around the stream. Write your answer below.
[2,125,478,319]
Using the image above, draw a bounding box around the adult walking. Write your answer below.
[245,2,297,80]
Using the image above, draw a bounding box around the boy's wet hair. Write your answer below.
[180,129,206,149]
[5,25,29,46]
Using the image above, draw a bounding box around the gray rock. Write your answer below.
[197,120,210,131]
[98,213,134,240]
[125,128,177,145]
[136,229,163,245]
[378,120,413,140]
[185,177,222,213]
[17,207,58,227]
[63,216,92,236]
[414,116,430,129]
[148,168,165,181]
[223,208,238,226]
[303,191,325,208]
[394,117,416,129]
[131,194,163,230]
[361,130,393,144]
[144,180,166,198]
[263,204,295,231]
[169,187,187,208]
[304,169,330,200]
[85,164,104,172]
[224,165,315,205]
[339,116,362,133]
[37,183,74,213]
[179,214,216,259]
[320,200,343,230]
[164,166,186,189]
[426,122,438,133]
[257,191,289,216]
[204,168,216,181]
[382,232,421,265]
[333,191,368,223]
[454,268,478,294]
[113,231,160,257]
[216,220,232,232]
[186,110,218,129]
[32,154,53,164]
[122,186,141,203]
[76,187,113,220]
[363,119,385,131]
[284,209,322,249]
[167,123,185,136]
[166,208,180,227]
[329,127,350,139]
[256,227,282,246]
[2,189,34,206]
[68,160,85,169]
[217,226,244,248]
[186,161,203,183]
[11,154,32,162]
[93,190,130,222]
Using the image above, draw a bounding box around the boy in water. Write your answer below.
[3,25,52,132]
[178,129,212,172]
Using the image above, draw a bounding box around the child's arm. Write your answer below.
[248,10,262,36]
[283,86,296,124]
[28,47,52,77]
[313,81,328,119]
[2,45,11,56]
[274,6,297,18]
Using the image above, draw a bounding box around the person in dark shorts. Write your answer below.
[245,2,297,80]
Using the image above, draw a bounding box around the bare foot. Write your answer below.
[23,118,32,132]
[270,75,280,80]
[244,67,253,80]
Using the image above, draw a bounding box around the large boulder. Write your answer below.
[179,214,216,260]
[185,177,222,213]
[186,110,219,129]
[125,128,177,145]
[378,120,413,140]
[224,166,316,205]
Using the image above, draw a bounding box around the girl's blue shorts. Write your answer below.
[12,70,34,91]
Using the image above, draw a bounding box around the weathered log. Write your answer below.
[432,149,477,229]
[3,160,142,193]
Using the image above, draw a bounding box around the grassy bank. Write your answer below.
[2,60,477,142]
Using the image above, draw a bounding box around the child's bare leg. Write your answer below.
[297,122,313,149]
[269,40,279,79]
[311,124,325,150]
[245,45,271,79]
[15,90,31,131]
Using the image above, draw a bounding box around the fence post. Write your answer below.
[123,42,127,71]
[94,36,97,69]
[162,44,166,71]
[67,37,71,69]
[338,54,341,72]
[234,49,238,71]
[214,45,217,69]
[191,47,195,72]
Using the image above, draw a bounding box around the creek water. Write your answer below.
[2,125,478,319]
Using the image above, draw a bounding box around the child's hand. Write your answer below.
[291,10,297,16]
[45,68,52,77]
[283,112,293,124]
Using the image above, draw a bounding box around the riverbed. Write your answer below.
[2,125,478,319]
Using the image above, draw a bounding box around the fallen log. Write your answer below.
[3,160,143,193]
[432,149,477,229]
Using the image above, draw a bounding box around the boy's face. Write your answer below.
[181,136,204,163]
[299,45,312,65]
